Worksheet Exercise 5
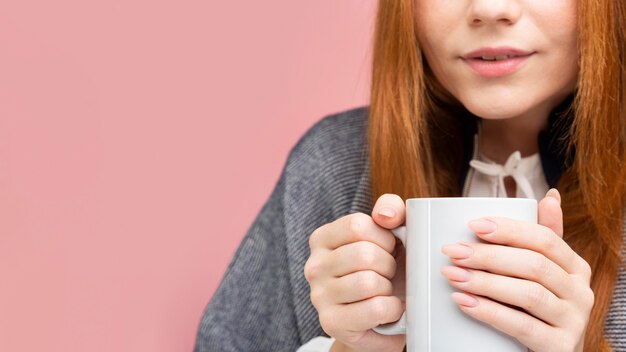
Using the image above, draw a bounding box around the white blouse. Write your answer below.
[466,151,549,199]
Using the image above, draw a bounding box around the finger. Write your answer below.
[371,193,406,230]
[323,296,404,333]
[451,292,553,352]
[325,270,393,304]
[311,212,397,253]
[538,188,563,238]
[328,241,397,279]
[443,267,564,325]
[332,330,406,352]
[468,217,589,277]
[443,242,572,299]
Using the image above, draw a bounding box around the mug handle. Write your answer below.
[372,225,407,335]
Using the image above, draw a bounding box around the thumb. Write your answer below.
[371,193,406,230]
[538,188,564,238]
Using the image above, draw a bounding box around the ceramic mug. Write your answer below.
[373,197,536,351]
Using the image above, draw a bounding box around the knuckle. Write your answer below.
[516,315,537,339]
[539,229,559,252]
[474,271,495,292]
[355,241,379,268]
[355,270,381,296]
[309,287,325,307]
[482,303,502,327]
[529,254,551,281]
[581,286,595,311]
[557,334,578,352]
[510,220,523,236]
[347,213,371,241]
[304,259,322,282]
[579,259,592,281]
[318,310,339,336]
[524,282,548,311]
[341,334,361,347]
[388,254,398,278]
[481,246,498,268]
[587,287,595,307]
[367,296,389,322]
[308,226,324,248]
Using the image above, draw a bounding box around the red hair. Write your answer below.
[368,0,626,350]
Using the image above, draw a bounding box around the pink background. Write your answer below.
[0,1,375,351]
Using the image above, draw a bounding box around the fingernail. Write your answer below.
[451,292,479,307]
[441,266,472,282]
[378,207,396,218]
[546,188,561,204]
[468,219,497,234]
[441,243,473,259]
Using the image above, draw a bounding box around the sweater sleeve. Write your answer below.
[193,167,301,351]
[193,107,371,351]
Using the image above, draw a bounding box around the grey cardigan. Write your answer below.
[194,107,626,351]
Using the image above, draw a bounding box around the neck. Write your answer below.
[479,115,547,164]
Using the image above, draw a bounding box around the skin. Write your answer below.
[304,1,593,351]
[415,0,579,164]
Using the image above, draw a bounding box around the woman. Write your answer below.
[195,0,626,351]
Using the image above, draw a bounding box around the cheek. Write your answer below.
[415,0,459,53]
[422,47,458,96]
[415,5,461,93]
[533,1,578,55]
[558,39,579,88]
[538,9,579,84]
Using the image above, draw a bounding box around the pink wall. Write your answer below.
[0,1,375,351]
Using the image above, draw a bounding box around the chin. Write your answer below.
[460,98,530,120]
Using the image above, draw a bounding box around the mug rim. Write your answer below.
[406,197,537,203]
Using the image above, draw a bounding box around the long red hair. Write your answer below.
[368,0,626,350]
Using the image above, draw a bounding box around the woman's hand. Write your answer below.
[304,194,407,352]
[441,189,594,352]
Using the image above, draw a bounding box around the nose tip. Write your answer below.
[470,17,514,26]
[468,0,522,26]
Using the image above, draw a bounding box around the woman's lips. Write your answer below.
[461,47,534,78]
[463,55,532,78]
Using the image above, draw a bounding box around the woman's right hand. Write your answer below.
[304,194,407,352]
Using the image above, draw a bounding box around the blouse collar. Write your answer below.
[457,94,575,192]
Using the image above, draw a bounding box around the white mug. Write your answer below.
[374,197,536,352]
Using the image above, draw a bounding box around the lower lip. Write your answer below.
[463,55,532,78]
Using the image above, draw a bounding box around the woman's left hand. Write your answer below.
[441,189,594,352]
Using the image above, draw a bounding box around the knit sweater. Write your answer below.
[194,106,626,351]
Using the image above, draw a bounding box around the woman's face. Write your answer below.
[415,0,578,120]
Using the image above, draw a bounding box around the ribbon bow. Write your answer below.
[469,151,535,199]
